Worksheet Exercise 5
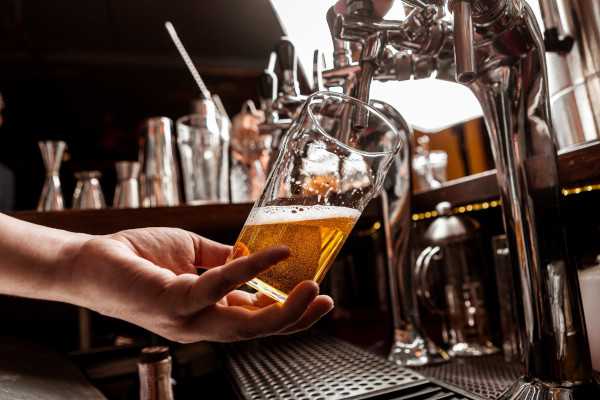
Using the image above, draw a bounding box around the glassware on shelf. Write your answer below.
[113,161,141,208]
[72,170,106,210]
[37,140,67,212]
[415,201,499,357]
[176,100,230,205]
[139,117,181,207]
[412,135,448,191]
[229,100,271,203]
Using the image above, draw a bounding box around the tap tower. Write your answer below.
[320,0,600,398]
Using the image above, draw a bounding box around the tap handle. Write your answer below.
[327,6,352,68]
[538,0,573,53]
[258,70,277,107]
[275,37,300,96]
[275,37,295,72]
[327,6,339,37]
[313,50,326,92]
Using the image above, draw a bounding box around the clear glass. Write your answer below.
[176,111,230,204]
[412,150,448,190]
[227,91,403,303]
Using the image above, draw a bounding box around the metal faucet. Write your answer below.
[256,38,307,173]
[319,0,450,366]
[325,0,600,397]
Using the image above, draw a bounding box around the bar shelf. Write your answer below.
[413,139,600,213]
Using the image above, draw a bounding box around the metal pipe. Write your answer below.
[452,0,477,83]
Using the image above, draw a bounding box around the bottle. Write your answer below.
[137,346,175,400]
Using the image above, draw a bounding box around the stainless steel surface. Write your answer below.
[220,330,486,400]
[541,0,600,149]
[327,0,600,396]
[138,116,180,207]
[72,170,106,210]
[452,0,477,84]
[37,140,66,212]
[415,352,525,399]
[491,234,523,363]
[113,161,141,209]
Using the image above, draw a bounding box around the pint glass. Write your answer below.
[228,91,403,303]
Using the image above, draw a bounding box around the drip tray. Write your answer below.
[219,331,486,400]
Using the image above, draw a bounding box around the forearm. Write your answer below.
[0,213,92,303]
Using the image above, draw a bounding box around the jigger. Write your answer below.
[37,140,67,212]
[113,161,141,208]
[72,170,106,210]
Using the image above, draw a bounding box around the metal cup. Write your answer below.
[113,161,141,208]
[138,117,181,207]
[37,140,67,211]
[72,170,106,210]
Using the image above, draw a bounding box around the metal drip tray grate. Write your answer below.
[219,331,486,400]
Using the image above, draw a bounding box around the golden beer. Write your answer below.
[228,205,360,302]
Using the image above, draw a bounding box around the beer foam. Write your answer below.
[247,205,361,225]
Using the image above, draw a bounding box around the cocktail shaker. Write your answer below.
[138,117,180,207]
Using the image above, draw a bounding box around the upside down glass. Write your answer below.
[227,91,403,303]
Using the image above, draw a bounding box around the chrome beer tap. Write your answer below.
[257,38,308,174]
[318,1,450,366]
[330,0,600,398]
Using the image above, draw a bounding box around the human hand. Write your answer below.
[334,0,394,18]
[69,228,334,343]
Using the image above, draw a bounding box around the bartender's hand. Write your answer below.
[334,0,394,18]
[0,213,333,343]
[72,228,334,343]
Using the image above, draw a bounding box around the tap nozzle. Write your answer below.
[451,0,477,84]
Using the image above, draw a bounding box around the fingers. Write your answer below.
[219,281,333,341]
[191,233,233,268]
[186,245,291,310]
[159,278,333,343]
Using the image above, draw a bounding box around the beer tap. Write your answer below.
[318,2,449,366]
[273,37,306,119]
[258,52,279,125]
[257,38,308,174]
[329,0,600,398]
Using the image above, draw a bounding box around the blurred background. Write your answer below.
[0,0,496,211]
